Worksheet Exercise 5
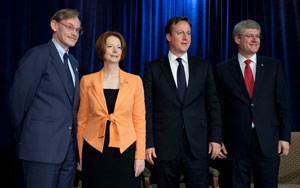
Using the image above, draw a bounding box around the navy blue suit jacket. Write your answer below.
[10,40,80,163]
[143,55,222,160]
[215,55,291,158]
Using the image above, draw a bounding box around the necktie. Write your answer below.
[244,59,254,98]
[176,58,186,101]
[64,53,73,86]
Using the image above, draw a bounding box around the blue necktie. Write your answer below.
[64,53,73,85]
[176,58,186,101]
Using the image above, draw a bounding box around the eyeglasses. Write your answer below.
[58,22,84,35]
[239,34,262,39]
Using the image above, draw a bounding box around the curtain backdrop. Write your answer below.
[1,0,299,187]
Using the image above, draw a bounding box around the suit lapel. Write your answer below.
[230,57,251,99]
[69,55,80,107]
[252,55,265,100]
[69,56,79,87]
[114,69,131,111]
[91,70,108,114]
[159,56,182,102]
[182,56,195,104]
[48,41,74,104]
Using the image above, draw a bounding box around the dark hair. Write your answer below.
[165,17,192,35]
[95,31,127,62]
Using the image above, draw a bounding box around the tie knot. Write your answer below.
[176,58,183,64]
[244,59,251,65]
[64,53,69,58]
[63,53,69,65]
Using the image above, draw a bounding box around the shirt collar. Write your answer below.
[238,53,257,65]
[168,51,188,64]
[51,38,69,60]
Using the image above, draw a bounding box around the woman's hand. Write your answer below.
[134,159,145,177]
[77,160,82,171]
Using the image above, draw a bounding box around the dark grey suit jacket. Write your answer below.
[215,55,291,158]
[10,40,80,163]
[143,55,222,160]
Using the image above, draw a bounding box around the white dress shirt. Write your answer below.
[238,53,257,81]
[168,51,189,87]
[52,38,75,86]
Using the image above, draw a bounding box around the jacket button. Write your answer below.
[251,103,254,107]
[68,126,72,130]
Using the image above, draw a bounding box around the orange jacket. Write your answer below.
[77,69,146,160]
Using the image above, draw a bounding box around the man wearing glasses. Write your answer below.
[10,9,82,188]
[215,19,291,187]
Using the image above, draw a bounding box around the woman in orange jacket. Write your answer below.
[77,31,146,188]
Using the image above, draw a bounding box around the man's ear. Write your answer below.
[234,35,240,45]
[50,20,57,32]
[166,33,171,43]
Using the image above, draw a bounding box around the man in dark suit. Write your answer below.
[10,9,82,188]
[215,19,291,188]
[143,17,222,188]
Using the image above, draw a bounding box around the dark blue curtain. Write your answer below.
[1,0,300,187]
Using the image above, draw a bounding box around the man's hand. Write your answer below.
[208,142,221,159]
[278,140,289,156]
[217,143,228,159]
[146,147,157,165]
[134,159,145,177]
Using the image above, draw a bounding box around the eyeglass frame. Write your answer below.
[239,34,262,39]
[58,22,84,35]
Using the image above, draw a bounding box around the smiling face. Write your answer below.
[103,36,122,64]
[51,17,81,51]
[234,28,261,58]
[166,21,191,57]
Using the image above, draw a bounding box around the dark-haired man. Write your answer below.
[10,9,82,188]
[143,16,222,188]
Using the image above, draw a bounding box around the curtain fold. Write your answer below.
[1,0,300,161]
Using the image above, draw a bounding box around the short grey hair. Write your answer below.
[50,9,80,23]
[50,9,80,34]
[232,19,261,38]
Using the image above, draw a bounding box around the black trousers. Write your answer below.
[82,141,139,188]
[155,130,209,188]
[220,129,280,188]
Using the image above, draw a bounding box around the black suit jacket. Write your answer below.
[10,40,80,163]
[143,55,222,160]
[215,55,291,158]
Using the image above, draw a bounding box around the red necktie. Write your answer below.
[244,59,254,98]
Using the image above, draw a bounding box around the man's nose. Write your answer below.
[251,37,258,42]
[183,33,190,39]
[71,30,79,36]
